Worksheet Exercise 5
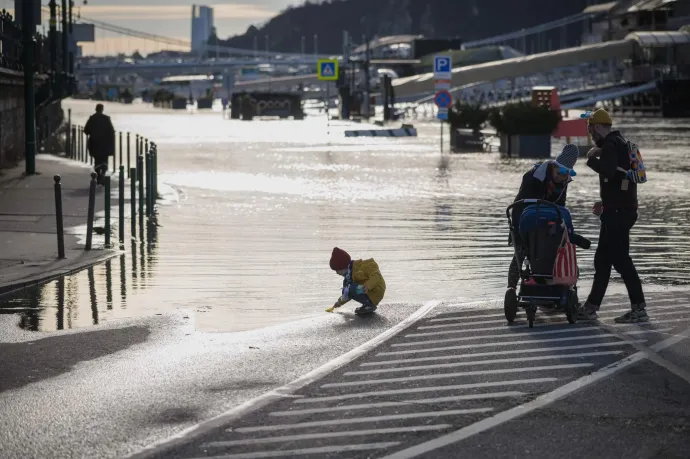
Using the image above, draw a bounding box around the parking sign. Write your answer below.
[434,56,452,80]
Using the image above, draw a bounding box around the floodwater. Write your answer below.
[1,99,689,332]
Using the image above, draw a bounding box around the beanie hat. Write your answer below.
[554,143,579,175]
[329,247,351,271]
[587,108,613,126]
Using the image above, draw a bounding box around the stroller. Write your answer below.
[505,199,591,328]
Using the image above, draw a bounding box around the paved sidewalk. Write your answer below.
[0,154,120,294]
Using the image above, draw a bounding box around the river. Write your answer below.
[3,99,689,332]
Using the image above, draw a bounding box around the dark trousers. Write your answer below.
[92,154,108,181]
[587,210,645,307]
[346,282,375,307]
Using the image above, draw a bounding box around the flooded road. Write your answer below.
[2,99,689,332]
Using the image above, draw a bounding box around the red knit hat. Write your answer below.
[329,247,351,271]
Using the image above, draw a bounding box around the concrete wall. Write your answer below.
[0,70,25,169]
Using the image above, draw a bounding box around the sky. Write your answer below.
[0,0,301,55]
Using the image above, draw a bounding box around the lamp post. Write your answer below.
[21,2,37,175]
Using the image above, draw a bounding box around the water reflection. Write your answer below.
[0,220,159,332]
[36,99,690,331]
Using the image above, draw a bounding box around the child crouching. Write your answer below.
[329,247,386,315]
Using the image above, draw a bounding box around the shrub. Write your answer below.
[447,101,488,133]
[488,102,561,136]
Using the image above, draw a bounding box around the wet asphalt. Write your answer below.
[0,302,421,459]
[127,291,690,459]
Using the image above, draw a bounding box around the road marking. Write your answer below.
[419,306,688,328]
[126,300,442,459]
[411,323,588,335]
[294,378,557,404]
[233,409,493,433]
[270,392,525,416]
[622,327,672,336]
[419,299,688,329]
[187,442,401,458]
[199,425,451,448]
[347,351,622,376]
[429,313,506,322]
[322,363,593,388]
[397,327,601,346]
[613,317,689,326]
[430,298,685,323]
[364,340,647,366]
[378,334,621,356]
[378,327,690,459]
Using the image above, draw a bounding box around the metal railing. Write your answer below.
[0,9,23,71]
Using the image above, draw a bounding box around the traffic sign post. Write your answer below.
[433,56,452,155]
[317,59,339,81]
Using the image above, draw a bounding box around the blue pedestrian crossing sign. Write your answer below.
[317,59,339,81]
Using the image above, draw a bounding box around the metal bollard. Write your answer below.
[85,172,97,250]
[135,134,140,159]
[145,149,152,217]
[119,132,123,169]
[126,132,131,178]
[137,155,144,227]
[145,139,149,160]
[130,167,136,237]
[151,144,158,201]
[54,175,65,258]
[119,165,125,243]
[104,175,111,248]
[67,109,72,159]
[71,126,76,159]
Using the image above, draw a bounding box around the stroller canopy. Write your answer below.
[519,204,574,236]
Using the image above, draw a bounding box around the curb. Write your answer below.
[0,250,121,298]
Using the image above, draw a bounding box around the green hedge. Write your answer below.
[488,102,561,136]
[447,101,488,133]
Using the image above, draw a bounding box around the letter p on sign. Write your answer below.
[434,55,452,80]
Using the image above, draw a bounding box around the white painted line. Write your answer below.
[199,425,451,448]
[429,313,506,322]
[294,378,557,404]
[420,299,687,329]
[622,327,672,336]
[598,309,687,319]
[347,351,622,376]
[322,363,593,388]
[596,323,690,385]
[377,327,690,459]
[364,340,647,367]
[126,300,442,459]
[378,334,621,356]
[271,392,524,416]
[613,317,689,326]
[233,409,493,433]
[410,323,588,335]
[188,442,401,458]
[397,327,601,346]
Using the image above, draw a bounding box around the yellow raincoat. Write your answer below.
[338,258,386,306]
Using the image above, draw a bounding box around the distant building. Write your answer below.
[581,0,690,44]
[191,5,214,53]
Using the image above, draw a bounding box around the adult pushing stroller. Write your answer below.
[505,199,591,328]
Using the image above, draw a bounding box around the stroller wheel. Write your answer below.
[504,289,518,324]
[566,290,579,324]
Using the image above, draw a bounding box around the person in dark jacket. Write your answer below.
[507,143,580,290]
[83,104,115,184]
[578,108,647,323]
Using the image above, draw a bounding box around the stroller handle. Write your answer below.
[506,199,564,229]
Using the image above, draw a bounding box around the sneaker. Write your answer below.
[576,302,599,321]
[614,307,649,324]
[355,304,377,315]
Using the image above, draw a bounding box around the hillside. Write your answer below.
[218,0,609,54]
